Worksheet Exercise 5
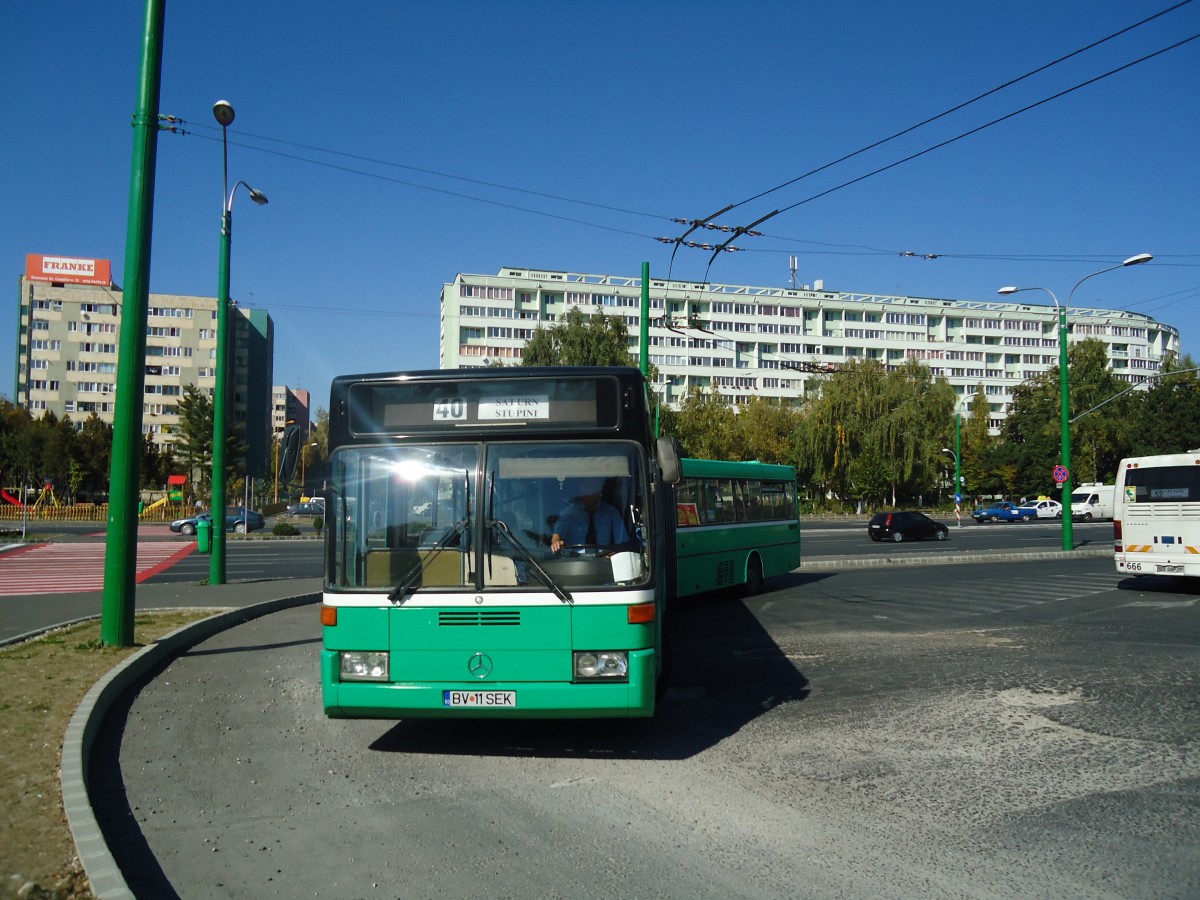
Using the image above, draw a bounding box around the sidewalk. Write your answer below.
[51,576,323,900]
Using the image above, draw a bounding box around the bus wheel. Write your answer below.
[742,555,764,596]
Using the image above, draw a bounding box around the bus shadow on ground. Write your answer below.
[369,581,814,761]
[1116,574,1200,593]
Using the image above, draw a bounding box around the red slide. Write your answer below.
[1,488,22,506]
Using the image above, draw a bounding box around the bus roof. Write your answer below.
[679,457,797,481]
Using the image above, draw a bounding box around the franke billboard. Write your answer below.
[25,254,113,286]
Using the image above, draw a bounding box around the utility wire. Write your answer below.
[168,13,1198,273]
[187,130,665,242]
[697,30,1200,278]
[770,33,1200,221]
[729,0,1195,215]
[185,126,667,223]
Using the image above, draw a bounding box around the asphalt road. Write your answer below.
[90,555,1200,899]
[801,516,1114,559]
[0,541,323,642]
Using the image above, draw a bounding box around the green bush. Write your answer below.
[313,515,324,536]
[272,521,301,537]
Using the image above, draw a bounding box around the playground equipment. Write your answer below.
[30,482,60,510]
[140,495,169,514]
[0,470,23,505]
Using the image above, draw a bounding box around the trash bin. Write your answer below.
[197,518,212,554]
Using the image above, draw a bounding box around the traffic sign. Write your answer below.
[954,493,962,503]
[1053,465,1070,484]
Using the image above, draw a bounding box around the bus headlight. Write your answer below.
[340,651,389,681]
[574,651,629,681]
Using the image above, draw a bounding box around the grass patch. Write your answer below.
[0,611,219,899]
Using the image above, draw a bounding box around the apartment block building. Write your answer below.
[13,253,275,476]
[440,268,1179,429]
[272,385,311,436]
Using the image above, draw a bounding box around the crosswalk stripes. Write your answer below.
[0,542,194,595]
[838,573,1120,616]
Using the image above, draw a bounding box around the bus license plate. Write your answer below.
[1157,564,1184,574]
[443,689,517,708]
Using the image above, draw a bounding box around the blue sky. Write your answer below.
[3,1,1197,411]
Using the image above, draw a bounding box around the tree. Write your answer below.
[736,396,803,466]
[672,386,741,460]
[1126,353,1200,456]
[174,385,213,498]
[76,414,113,496]
[172,384,247,502]
[960,385,995,496]
[848,450,897,510]
[794,359,954,508]
[1003,339,1130,493]
[521,307,639,368]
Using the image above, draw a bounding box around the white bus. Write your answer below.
[1113,450,1200,579]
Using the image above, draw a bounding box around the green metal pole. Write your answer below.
[1058,305,1074,551]
[211,209,231,584]
[102,0,165,647]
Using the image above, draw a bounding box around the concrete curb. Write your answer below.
[60,591,320,900]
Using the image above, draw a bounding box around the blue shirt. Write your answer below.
[553,499,629,546]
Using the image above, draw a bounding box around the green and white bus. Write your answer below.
[672,458,800,597]
[320,367,680,719]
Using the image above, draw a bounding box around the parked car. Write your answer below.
[1020,499,1062,519]
[868,511,950,543]
[971,501,1034,523]
[170,506,265,535]
[286,501,325,516]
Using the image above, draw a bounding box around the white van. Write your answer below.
[1070,483,1114,521]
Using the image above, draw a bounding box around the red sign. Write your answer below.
[25,254,113,286]
[1053,465,1070,483]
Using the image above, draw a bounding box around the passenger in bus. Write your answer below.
[549,478,629,552]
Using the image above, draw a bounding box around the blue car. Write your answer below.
[971,502,1034,523]
[170,506,265,535]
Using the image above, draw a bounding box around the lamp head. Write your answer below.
[248,188,269,206]
[213,100,235,127]
[997,286,1020,295]
[1122,253,1152,267]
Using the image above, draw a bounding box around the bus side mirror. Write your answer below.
[657,436,681,484]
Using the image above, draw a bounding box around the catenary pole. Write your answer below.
[102,0,166,647]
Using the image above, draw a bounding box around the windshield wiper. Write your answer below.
[487,518,573,604]
[387,519,469,604]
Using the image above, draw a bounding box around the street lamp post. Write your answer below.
[999,253,1152,552]
[211,99,267,586]
[942,443,962,527]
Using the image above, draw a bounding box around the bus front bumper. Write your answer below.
[321,648,657,719]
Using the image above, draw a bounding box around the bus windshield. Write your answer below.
[328,440,649,593]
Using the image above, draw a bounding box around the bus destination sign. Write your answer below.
[446,396,549,422]
[348,375,621,435]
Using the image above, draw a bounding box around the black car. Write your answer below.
[286,501,325,516]
[170,506,266,535]
[868,511,949,543]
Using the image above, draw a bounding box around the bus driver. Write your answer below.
[549,478,629,553]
